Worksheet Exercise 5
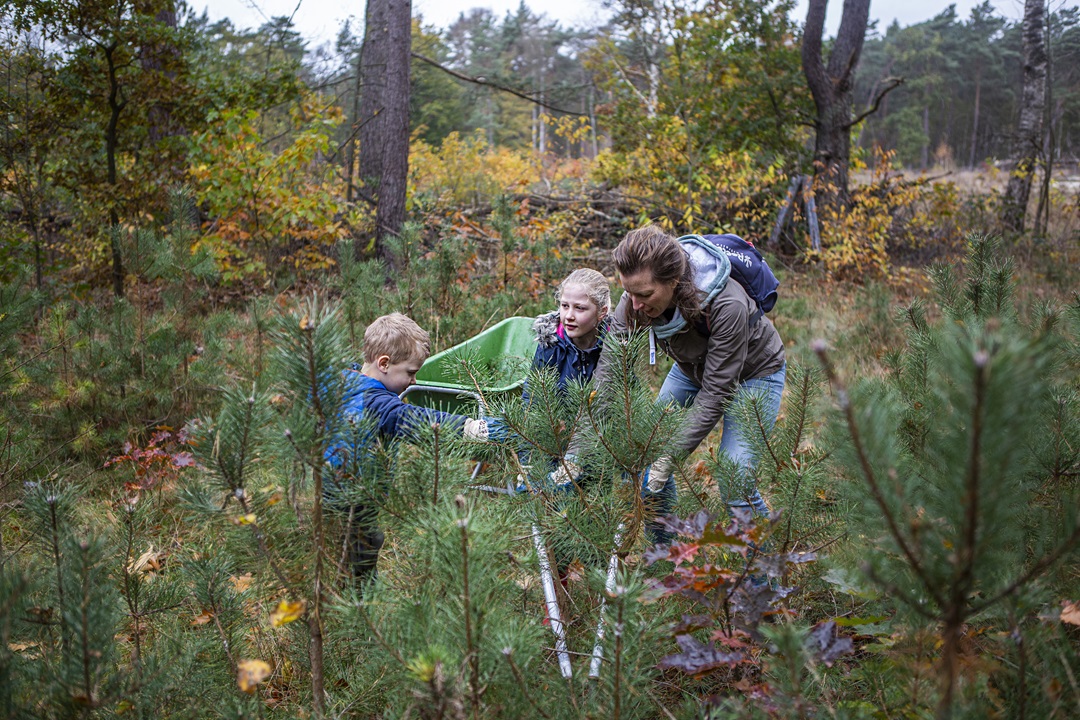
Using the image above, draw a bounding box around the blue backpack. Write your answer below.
[678,233,780,327]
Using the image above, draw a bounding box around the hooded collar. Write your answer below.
[650,235,731,340]
[533,310,607,353]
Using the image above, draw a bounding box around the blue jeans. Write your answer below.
[644,363,787,540]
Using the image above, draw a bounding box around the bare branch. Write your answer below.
[848,77,904,128]
[410,52,588,117]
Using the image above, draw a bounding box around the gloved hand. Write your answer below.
[462,416,510,443]
[547,456,583,490]
[642,455,674,493]
[463,418,489,441]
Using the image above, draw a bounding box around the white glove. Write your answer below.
[463,418,489,441]
[644,455,674,493]
[548,458,583,488]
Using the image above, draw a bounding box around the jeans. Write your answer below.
[327,500,385,590]
[644,363,787,540]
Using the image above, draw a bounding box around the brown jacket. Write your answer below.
[598,279,785,454]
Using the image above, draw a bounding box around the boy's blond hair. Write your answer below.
[363,313,431,364]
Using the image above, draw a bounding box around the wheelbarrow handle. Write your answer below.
[399,384,482,402]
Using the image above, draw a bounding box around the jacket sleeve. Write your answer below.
[365,389,468,440]
[588,295,629,391]
[676,289,749,454]
[566,297,629,457]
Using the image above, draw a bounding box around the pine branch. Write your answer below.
[815,341,945,609]
[748,394,782,473]
[457,503,481,716]
[301,312,327,720]
[206,584,238,674]
[969,521,1080,615]
[502,648,552,720]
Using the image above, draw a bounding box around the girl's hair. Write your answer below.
[612,225,700,323]
[556,268,611,312]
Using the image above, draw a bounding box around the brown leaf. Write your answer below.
[1061,600,1080,626]
[657,634,745,676]
[8,641,40,658]
[128,545,162,574]
[562,560,586,584]
[191,610,214,626]
[230,573,254,593]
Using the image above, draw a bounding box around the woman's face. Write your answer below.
[619,270,677,319]
[559,283,605,347]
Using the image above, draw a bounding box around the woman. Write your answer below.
[531,268,611,393]
[558,225,786,538]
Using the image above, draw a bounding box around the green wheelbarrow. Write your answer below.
[399,316,582,679]
[400,316,537,415]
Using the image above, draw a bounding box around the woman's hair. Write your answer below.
[612,225,700,322]
[556,268,610,313]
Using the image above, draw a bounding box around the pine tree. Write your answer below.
[817,235,1080,718]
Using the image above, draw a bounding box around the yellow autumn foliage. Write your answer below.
[269,599,306,627]
[236,659,272,693]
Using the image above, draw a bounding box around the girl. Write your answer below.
[531,268,611,393]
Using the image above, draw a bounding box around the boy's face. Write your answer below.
[375,354,424,394]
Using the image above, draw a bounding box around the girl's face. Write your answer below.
[559,283,606,348]
[619,270,677,318]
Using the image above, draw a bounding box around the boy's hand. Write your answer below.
[463,417,509,443]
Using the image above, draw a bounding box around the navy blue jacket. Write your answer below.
[530,311,607,394]
[324,368,466,472]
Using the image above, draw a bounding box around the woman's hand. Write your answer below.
[643,455,674,493]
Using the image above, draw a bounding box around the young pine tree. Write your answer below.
[818,235,1080,719]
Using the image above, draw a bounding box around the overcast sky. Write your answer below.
[199,0,1031,51]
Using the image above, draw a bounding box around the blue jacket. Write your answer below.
[530,311,607,394]
[324,367,466,472]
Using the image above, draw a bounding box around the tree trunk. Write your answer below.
[1034,6,1056,238]
[921,105,930,170]
[1001,0,1047,234]
[358,0,388,200]
[345,44,363,207]
[373,0,412,270]
[105,41,126,298]
[141,3,177,146]
[968,71,982,169]
[801,0,871,213]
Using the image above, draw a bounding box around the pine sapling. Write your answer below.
[816,236,1080,718]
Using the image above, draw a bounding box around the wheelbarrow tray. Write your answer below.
[401,316,536,414]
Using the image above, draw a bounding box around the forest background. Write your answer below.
[0,0,1078,718]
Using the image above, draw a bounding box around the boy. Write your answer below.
[325,313,498,585]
